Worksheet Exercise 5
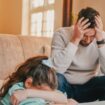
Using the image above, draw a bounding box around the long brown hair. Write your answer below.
[0,55,57,97]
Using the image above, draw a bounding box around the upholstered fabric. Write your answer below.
[0,34,52,79]
[0,80,4,89]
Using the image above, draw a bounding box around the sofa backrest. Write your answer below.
[0,34,52,79]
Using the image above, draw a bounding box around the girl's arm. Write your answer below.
[25,89,68,104]
[50,99,78,105]
[11,89,68,104]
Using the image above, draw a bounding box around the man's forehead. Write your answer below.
[85,28,96,36]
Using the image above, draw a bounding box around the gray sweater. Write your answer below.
[51,26,105,84]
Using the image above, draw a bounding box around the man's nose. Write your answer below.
[86,37,91,43]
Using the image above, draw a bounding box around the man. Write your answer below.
[51,7,105,102]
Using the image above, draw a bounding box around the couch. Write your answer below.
[0,34,105,105]
[0,34,52,86]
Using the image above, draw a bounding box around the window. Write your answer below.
[29,0,55,37]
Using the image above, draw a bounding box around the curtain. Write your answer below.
[63,0,72,27]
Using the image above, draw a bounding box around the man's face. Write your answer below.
[80,28,96,47]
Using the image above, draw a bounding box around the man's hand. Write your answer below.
[95,15,104,41]
[71,17,90,45]
[10,90,28,105]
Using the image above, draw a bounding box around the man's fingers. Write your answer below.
[82,22,91,30]
[96,15,102,22]
[78,17,84,25]
[95,16,103,31]
[95,16,102,25]
[95,18,99,28]
[78,18,90,31]
[95,16,100,25]
[80,19,89,27]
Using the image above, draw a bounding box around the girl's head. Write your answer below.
[0,56,57,97]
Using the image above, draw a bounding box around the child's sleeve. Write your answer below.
[8,82,24,96]
[19,98,46,105]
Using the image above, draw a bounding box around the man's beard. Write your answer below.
[79,40,92,47]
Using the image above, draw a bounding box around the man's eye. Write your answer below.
[91,36,95,39]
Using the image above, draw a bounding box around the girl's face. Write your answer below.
[80,28,96,47]
[25,77,52,91]
[31,85,52,91]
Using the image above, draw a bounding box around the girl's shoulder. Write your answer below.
[9,82,25,96]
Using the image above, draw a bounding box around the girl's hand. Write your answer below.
[67,98,78,105]
[50,99,78,105]
[10,90,28,105]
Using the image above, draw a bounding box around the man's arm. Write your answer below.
[51,30,78,73]
[98,44,105,73]
[95,16,105,73]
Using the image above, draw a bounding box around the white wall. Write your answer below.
[54,0,63,30]
[0,0,22,34]
[73,0,105,30]
[0,0,63,35]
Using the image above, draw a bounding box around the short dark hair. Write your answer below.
[77,7,100,28]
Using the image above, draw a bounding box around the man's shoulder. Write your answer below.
[55,26,74,33]
[53,26,74,40]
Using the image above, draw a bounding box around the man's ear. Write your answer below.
[25,77,33,88]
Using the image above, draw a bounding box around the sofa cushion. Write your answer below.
[0,35,52,79]
[18,36,52,60]
[0,35,24,79]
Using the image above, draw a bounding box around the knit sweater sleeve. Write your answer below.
[98,32,105,74]
[98,46,105,74]
[51,28,78,73]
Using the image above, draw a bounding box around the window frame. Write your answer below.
[29,0,55,37]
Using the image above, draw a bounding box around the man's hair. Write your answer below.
[77,7,100,28]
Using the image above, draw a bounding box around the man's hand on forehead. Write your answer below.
[77,17,90,31]
[95,15,104,41]
[76,17,92,35]
[95,15,103,31]
[71,17,91,46]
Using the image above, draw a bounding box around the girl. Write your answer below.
[0,56,78,105]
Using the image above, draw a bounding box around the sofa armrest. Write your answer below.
[0,80,4,89]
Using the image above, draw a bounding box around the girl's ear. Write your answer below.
[25,77,33,88]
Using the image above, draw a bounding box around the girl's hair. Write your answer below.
[0,55,57,97]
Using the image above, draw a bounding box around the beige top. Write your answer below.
[51,26,105,84]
